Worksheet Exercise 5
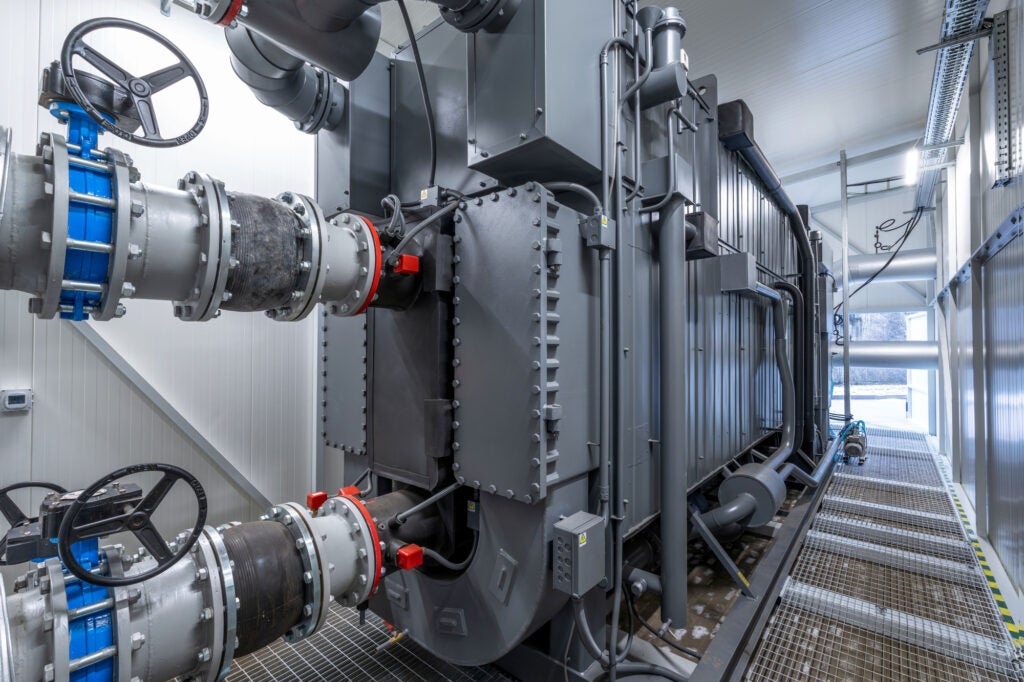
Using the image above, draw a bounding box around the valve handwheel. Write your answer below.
[0,482,67,529]
[57,463,208,587]
[60,17,209,148]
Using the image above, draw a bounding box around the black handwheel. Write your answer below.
[57,463,207,587]
[0,481,67,528]
[60,17,209,148]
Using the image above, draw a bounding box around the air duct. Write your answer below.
[835,248,937,288]
[830,341,939,370]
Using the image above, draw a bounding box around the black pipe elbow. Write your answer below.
[225,26,345,134]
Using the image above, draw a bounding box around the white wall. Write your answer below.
[0,1,318,537]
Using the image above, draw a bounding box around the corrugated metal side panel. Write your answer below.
[955,281,976,502]
[686,149,795,486]
[982,232,1024,592]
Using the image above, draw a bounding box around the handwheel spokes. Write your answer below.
[0,492,28,528]
[142,61,190,94]
[72,512,131,538]
[74,41,134,88]
[138,473,176,515]
[134,520,173,563]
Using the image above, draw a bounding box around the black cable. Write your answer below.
[832,208,924,344]
[397,0,437,188]
[624,587,703,661]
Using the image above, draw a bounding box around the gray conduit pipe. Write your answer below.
[719,101,816,460]
[762,293,796,470]
[225,27,345,134]
[658,195,690,627]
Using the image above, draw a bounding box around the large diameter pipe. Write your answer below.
[835,248,937,288]
[658,196,689,627]
[830,341,939,370]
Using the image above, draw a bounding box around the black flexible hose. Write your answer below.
[397,0,437,188]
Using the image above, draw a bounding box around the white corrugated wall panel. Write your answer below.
[0,1,316,538]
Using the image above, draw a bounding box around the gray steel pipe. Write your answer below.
[657,196,689,627]
[778,428,842,489]
[763,293,796,470]
[835,248,937,288]
[719,100,817,461]
[225,27,345,134]
[830,341,939,370]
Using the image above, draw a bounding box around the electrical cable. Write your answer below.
[832,208,924,344]
[388,201,460,262]
[397,0,437,188]
[624,586,703,661]
[420,531,477,571]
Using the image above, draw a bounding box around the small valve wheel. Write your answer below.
[60,17,209,148]
[0,482,67,564]
[57,463,207,587]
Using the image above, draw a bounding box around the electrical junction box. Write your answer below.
[715,252,759,295]
[552,511,605,597]
[1,389,32,412]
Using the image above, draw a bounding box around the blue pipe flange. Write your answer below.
[203,525,238,681]
[268,192,323,322]
[92,147,133,321]
[30,130,132,322]
[265,503,329,641]
[173,171,233,321]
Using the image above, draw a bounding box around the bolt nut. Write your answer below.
[131,632,146,650]
[127,243,142,258]
[195,567,209,582]
[200,607,213,622]
[197,647,211,663]
[121,282,135,297]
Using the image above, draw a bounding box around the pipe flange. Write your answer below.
[38,133,72,319]
[267,503,328,641]
[324,214,380,317]
[268,192,323,322]
[203,526,238,681]
[185,531,226,682]
[0,126,11,228]
[323,494,381,606]
[440,0,521,33]
[173,171,232,322]
[93,147,132,321]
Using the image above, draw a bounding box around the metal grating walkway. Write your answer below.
[747,426,1024,681]
[223,604,512,682]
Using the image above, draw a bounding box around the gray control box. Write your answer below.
[552,511,605,597]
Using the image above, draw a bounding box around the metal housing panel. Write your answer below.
[466,0,611,185]
[391,20,498,200]
[982,231,1024,591]
[453,186,598,503]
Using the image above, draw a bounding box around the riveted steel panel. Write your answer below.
[452,186,598,504]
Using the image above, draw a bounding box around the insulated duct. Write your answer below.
[835,248,937,288]
[719,99,817,460]
[830,341,939,370]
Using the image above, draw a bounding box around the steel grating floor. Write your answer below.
[224,605,513,682]
[746,426,1024,681]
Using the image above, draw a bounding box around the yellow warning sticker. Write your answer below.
[420,189,429,201]
[467,501,477,512]
[579,532,588,547]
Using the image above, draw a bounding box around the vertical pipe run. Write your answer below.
[658,196,689,627]
[840,150,851,424]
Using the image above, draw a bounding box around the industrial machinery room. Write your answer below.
[0,0,1022,680]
